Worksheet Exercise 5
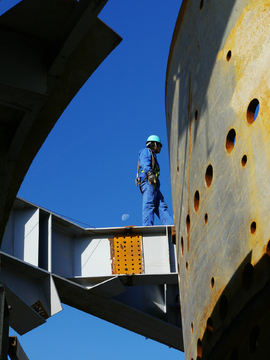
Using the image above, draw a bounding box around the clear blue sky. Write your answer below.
[2,1,185,359]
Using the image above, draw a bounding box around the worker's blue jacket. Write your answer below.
[138,148,160,186]
[137,147,173,226]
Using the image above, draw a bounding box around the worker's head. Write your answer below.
[146,135,162,154]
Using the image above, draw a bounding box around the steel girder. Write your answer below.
[0,197,183,351]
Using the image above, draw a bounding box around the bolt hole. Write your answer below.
[211,277,215,289]
[206,317,213,342]
[186,261,189,270]
[219,294,228,321]
[249,325,260,354]
[199,0,204,10]
[250,221,256,234]
[186,214,190,236]
[241,155,247,167]
[230,348,239,360]
[247,99,259,124]
[194,190,200,212]
[181,236,184,256]
[204,213,208,224]
[242,263,254,291]
[205,164,213,188]
[195,109,198,121]
[226,128,236,153]
[197,338,202,359]
[226,50,232,61]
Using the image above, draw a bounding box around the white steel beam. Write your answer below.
[0,197,183,351]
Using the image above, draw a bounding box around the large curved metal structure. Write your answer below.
[166,0,270,359]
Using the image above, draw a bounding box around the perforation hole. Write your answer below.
[197,338,202,359]
[205,165,213,188]
[186,214,190,236]
[194,190,200,212]
[266,240,270,257]
[226,128,236,153]
[250,221,256,234]
[181,236,184,256]
[241,155,247,167]
[199,0,204,10]
[247,99,259,124]
[195,109,198,121]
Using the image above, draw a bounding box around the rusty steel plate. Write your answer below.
[110,236,143,275]
[166,0,270,359]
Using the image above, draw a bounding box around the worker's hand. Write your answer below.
[147,171,156,185]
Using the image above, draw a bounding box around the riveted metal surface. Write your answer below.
[31,300,49,320]
[111,236,143,275]
[166,0,270,358]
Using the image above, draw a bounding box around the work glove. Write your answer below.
[147,171,156,185]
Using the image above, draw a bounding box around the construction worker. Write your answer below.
[136,135,174,226]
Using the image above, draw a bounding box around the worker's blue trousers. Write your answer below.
[140,182,174,226]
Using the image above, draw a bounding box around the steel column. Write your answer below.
[0,286,9,360]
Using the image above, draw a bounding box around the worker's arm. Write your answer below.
[139,149,156,184]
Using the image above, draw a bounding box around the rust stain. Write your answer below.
[197,339,202,358]
[195,286,224,350]
[9,336,17,347]
[109,237,116,274]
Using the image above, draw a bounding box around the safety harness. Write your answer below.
[136,148,159,186]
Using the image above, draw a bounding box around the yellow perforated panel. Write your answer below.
[111,235,142,275]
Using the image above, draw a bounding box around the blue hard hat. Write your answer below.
[146,135,162,147]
